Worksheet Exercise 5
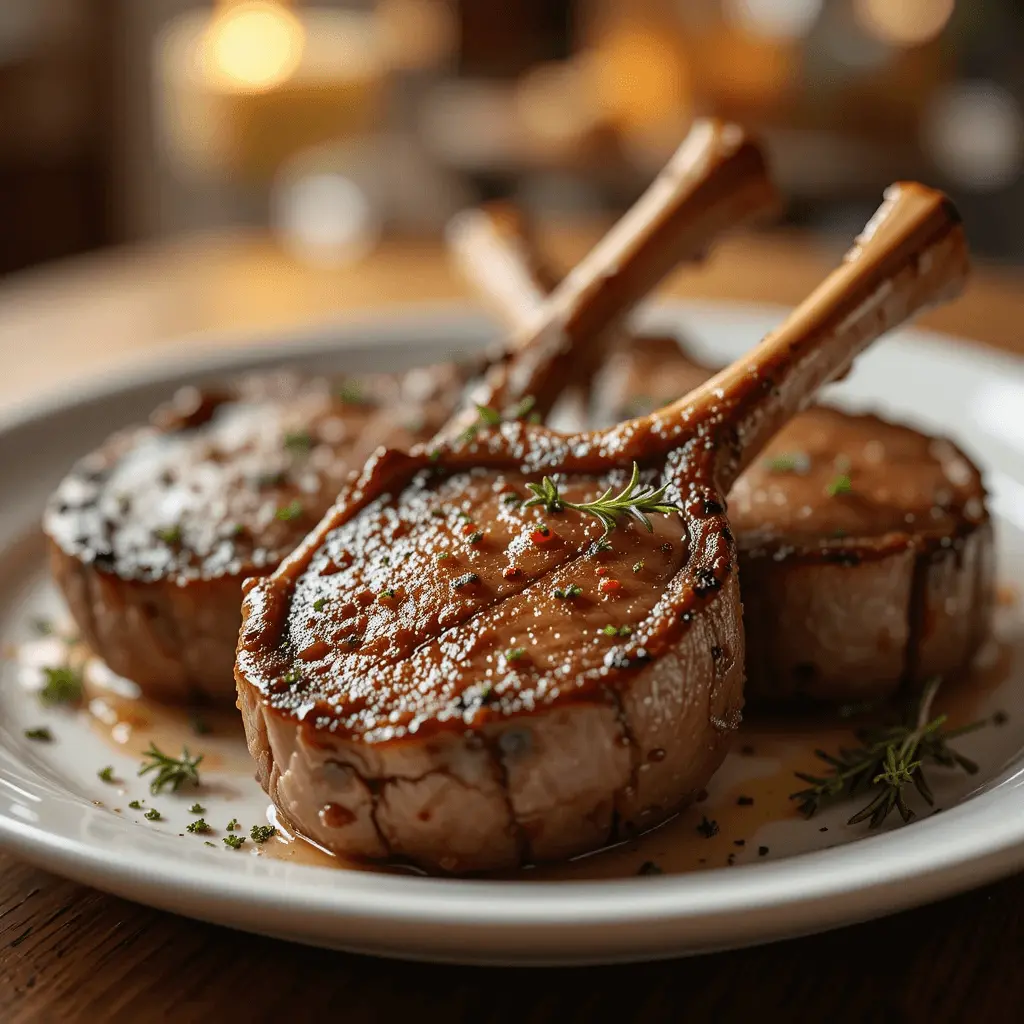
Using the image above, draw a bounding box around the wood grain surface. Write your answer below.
[0,227,1022,1023]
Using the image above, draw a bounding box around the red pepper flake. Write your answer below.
[595,566,608,577]
[599,578,621,595]
[530,526,553,546]
[461,523,476,535]
[502,565,520,579]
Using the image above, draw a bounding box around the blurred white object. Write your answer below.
[924,81,1024,192]
[722,0,823,40]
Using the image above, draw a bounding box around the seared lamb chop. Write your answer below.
[236,182,968,873]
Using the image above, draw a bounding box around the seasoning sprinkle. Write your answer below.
[155,524,182,544]
[189,802,205,814]
[826,474,852,497]
[222,835,246,849]
[144,808,162,822]
[250,824,279,843]
[186,818,211,834]
[467,531,484,545]
[24,727,52,742]
[138,743,203,795]
[452,573,480,590]
[764,452,810,474]
[504,647,526,663]
[599,624,632,638]
[40,665,83,705]
[553,584,582,600]
[312,598,326,612]
[283,430,312,454]
[697,816,719,838]
[632,560,645,573]
[275,499,304,522]
[98,766,116,782]
[128,800,144,810]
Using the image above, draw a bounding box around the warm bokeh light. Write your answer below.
[202,1,305,94]
[723,0,823,41]
[923,81,1024,191]
[853,0,955,47]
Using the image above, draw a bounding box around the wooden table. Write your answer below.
[1,230,1022,1023]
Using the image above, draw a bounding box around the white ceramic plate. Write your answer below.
[1,301,1022,966]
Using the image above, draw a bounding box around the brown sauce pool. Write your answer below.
[11,623,1016,881]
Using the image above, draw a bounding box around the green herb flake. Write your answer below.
[155,524,182,545]
[204,841,216,848]
[826,474,853,498]
[632,560,645,573]
[764,452,810,474]
[275,499,304,522]
[466,531,484,545]
[138,743,203,795]
[222,835,246,850]
[226,818,240,832]
[186,818,211,834]
[501,492,523,506]
[379,588,397,600]
[504,647,526,663]
[24,727,52,742]
[452,573,480,590]
[435,551,452,561]
[590,538,613,554]
[40,665,83,705]
[128,800,144,810]
[337,380,365,405]
[250,824,279,844]
[475,404,502,426]
[312,597,327,613]
[144,808,162,822]
[553,584,582,600]
[283,430,312,454]
[599,624,632,638]
[98,766,116,782]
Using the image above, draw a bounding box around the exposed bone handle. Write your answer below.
[439,119,777,439]
[446,202,559,331]
[610,183,970,492]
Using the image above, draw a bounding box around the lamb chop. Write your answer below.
[45,120,775,705]
[455,206,993,704]
[235,182,969,873]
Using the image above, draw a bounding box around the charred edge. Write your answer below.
[606,684,641,842]
[481,733,531,866]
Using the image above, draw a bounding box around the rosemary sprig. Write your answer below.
[791,678,986,828]
[524,462,680,537]
[138,743,203,795]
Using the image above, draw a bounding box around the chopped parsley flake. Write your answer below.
[632,560,645,573]
[379,588,397,600]
[155,524,182,544]
[501,492,523,506]
[430,508,445,518]
[283,430,312,454]
[222,835,246,850]
[764,452,810,474]
[826,474,853,497]
[337,380,365,405]
[226,818,240,832]
[435,551,452,561]
[553,584,582,599]
[40,665,83,705]
[467,531,484,545]
[275,499,304,522]
[599,624,632,638]
[186,818,211,834]
[24,727,52,742]
[504,647,526,663]
[128,800,144,810]
[475,404,502,426]
[204,841,216,848]
[452,573,480,590]
[144,808,162,822]
[312,598,326,612]
[98,766,116,782]
[189,802,205,814]
[250,825,279,843]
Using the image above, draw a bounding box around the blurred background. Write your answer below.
[2,0,1023,277]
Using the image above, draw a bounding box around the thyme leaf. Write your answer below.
[790,677,986,828]
[137,743,203,795]
[524,462,680,537]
